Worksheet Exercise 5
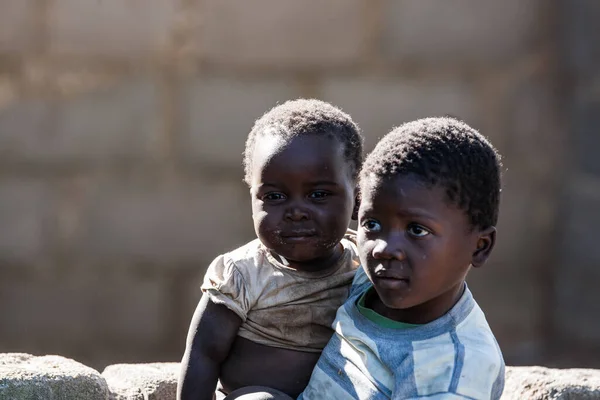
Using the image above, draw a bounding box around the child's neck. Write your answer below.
[368,282,466,325]
[270,243,344,273]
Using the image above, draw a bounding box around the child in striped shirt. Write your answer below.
[300,117,505,400]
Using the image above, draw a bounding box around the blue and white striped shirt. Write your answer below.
[299,268,504,399]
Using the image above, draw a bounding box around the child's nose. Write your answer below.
[372,236,406,261]
[285,205,309,221]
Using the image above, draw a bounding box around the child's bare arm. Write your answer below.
[177,294,242,400]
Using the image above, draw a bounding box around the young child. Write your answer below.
[299,117,505,400]
[177,99,363,400]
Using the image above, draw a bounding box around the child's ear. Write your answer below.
[471,226,496,268]
[351,189,360,221]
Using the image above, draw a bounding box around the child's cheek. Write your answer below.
[252,209,268,223]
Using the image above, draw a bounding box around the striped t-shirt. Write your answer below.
[299,268,505,399]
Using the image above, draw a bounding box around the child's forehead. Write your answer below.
[255,130,341,151]
[251,133,352,183]
[361,174,451,210]
[253,134,346,169]
[362,173,431,195]
[360,173,473,228]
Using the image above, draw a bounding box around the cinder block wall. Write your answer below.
[0,0,597,369]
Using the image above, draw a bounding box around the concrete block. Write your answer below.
[0,99,52,160]
[0,353,108,400]
[563,0,600,78]
[559,175,600,267]
[503,366,600,399]
[0,0,37,53]
[76,176,254,263]
[555,175,600,343]
[199,0,367,69]
[505,75,564,178]
[0,268,170,369]
[0,179,51,263]
[181,77,300,166]
[320,76,480,152]
[572,93,600,176]
[382,0,543,65]
[49,0,178,58]
[467,175,552,364]
[0,75,18,109]
[0,80,162,162]
[102,363,179,400]
[56,79,162,161]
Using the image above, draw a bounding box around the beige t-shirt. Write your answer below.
[201,230,360,353]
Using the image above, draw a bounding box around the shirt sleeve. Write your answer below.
[200,254,251,321]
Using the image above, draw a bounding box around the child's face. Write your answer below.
[250,133,356,271]
[357,174,493,323]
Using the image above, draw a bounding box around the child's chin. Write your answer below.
[375,290,413,310]
[279,250,320,264]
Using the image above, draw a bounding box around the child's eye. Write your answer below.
[407,224,430,238]
[263,192,286,201]
[309,191,329,199]
[361,219,382,233]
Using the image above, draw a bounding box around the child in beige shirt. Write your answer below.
[178,99,364,400]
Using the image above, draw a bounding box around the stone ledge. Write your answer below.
[0,353,109,400]
[102,362,179,400]
[2,354,600,399]
[502,366,600,399]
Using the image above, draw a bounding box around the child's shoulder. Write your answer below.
[221,238,264,264]
[454,294,502,346]
[455,297,504,361]
[206,239,268,280]
[398,295,504,399]
[446,296,505,397]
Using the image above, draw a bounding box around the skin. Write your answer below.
[178,133,357,400]
[357,173,496,324]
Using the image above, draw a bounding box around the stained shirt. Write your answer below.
[201,230,360,352]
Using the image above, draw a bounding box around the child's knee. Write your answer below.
[223,386,294,400]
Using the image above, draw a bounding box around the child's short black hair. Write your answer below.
[243,99,363,185]
[360,117,501,228]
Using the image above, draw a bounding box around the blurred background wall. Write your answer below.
[0,0,598,370]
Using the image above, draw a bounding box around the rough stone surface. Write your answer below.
[5,359,600,400]
[0,353,108,399]
[102,363,179,400]
[503,366,600,399]
[199,0,367,69]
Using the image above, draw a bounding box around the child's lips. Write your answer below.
[374,275,410,290]
[280,230,318,243]
[280,230,317,238]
